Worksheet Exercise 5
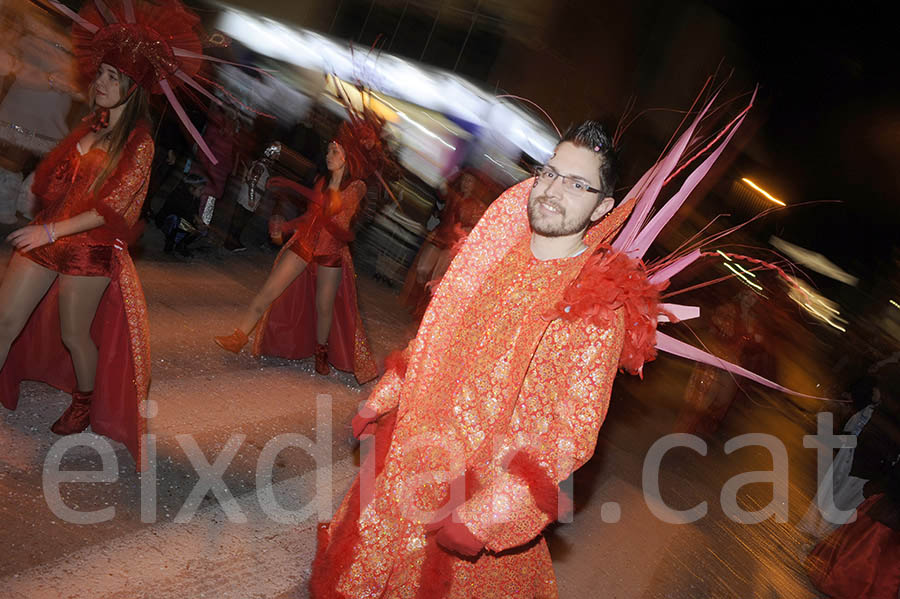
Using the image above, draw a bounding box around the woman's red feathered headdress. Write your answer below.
[45,0,250,165]
[334,119,381,181]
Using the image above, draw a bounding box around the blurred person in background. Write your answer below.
[223,144,275,252]
[223,141,317,252]
[674,290,765,437]
[141,107,192,221]
[400,168,490,317]
[191,100,240,235]
[156,173,207,257]
[798,374,880,542]
[0,0,83,224]
[214,123,377,383]
[806,366,900,598]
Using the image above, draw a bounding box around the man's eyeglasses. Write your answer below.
[533,166,601,195]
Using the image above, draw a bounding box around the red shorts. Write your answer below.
[24,242,114,277]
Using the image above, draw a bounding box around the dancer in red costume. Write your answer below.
[310,84,825,597]
[214,124,377,384]
[401,170,489,317]
[0,60,153,457]
[0,0,249,470]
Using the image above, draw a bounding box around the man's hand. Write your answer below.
[6,225,51,252]
[351,405,378,439]
[425,513,484,557]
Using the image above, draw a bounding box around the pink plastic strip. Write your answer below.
[657,304,700,323]
[159,79,218,165]
[172,47,274,76]
[630,93,756,258]
[655,331,830,400]
[93,0,118,24]
[122,0,136,23]
[613,92,719,254]
[175,70,223,107]
[648,249,703,285]
[47,1,99,33]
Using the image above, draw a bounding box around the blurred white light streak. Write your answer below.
[742,178,786,206]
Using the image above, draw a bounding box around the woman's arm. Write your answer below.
[6,210,105,252]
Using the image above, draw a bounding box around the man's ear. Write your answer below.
[591,196,615,222]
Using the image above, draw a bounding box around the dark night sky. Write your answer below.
[704,1,900,281]
[149,0,900,286]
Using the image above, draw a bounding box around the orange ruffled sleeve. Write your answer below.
[456,312,625,552]
[93,127,154,243]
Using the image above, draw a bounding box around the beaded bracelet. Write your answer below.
[42,223,56,244]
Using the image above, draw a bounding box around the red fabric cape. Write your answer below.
[252,242,377,385]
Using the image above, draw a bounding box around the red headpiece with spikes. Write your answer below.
[46,0,246,165]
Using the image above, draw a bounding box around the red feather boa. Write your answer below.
[547,247,669,375]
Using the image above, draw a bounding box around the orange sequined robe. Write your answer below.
[311,180,637,598]
[253,179,377,384]
[0,122,153,470]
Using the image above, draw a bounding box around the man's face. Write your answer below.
[527,142,613,238]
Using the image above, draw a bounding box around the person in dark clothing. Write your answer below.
[155,173,206,256]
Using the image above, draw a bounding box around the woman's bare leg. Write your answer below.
[314,265,343,345]
[57,274,110,392]
[430,248,453,284]
[0,254,57,369]
[237,251,308,335]
[414,243,440,284]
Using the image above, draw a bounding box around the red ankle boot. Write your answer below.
[214,329,249,353]
[51,390,92,435]
[315,343,330,375]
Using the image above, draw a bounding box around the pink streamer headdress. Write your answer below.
[44,0,259,165]
[571,83,830,400]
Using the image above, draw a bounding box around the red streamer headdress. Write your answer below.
[45,0,250,165]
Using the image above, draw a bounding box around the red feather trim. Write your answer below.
[507,452,573,521]
[547,247,669,375]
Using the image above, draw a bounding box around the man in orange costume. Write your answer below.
[310,120,659,598]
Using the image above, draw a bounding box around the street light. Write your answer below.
[741,178,786,206]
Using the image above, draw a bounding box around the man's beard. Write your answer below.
[527,193,593,237]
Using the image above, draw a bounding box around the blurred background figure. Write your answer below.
[0,0,83,224]
[215,127,377,383]
[192,101,241,235]
[155,173,207,257]
[141,107,193,222]
[673,290,767,437]
[806,366,900,598]
[400,168,490,317]
[798,374,880,542]
[224,143,276,252]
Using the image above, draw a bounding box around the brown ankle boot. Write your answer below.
[51,390,92,435]
[215,329,248,353]
[315,343,330,375]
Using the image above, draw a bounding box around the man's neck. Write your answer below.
[529,232,587,261]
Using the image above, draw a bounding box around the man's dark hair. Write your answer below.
[559,120,617,198]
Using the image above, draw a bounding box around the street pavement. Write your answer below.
[0,219,829,598]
